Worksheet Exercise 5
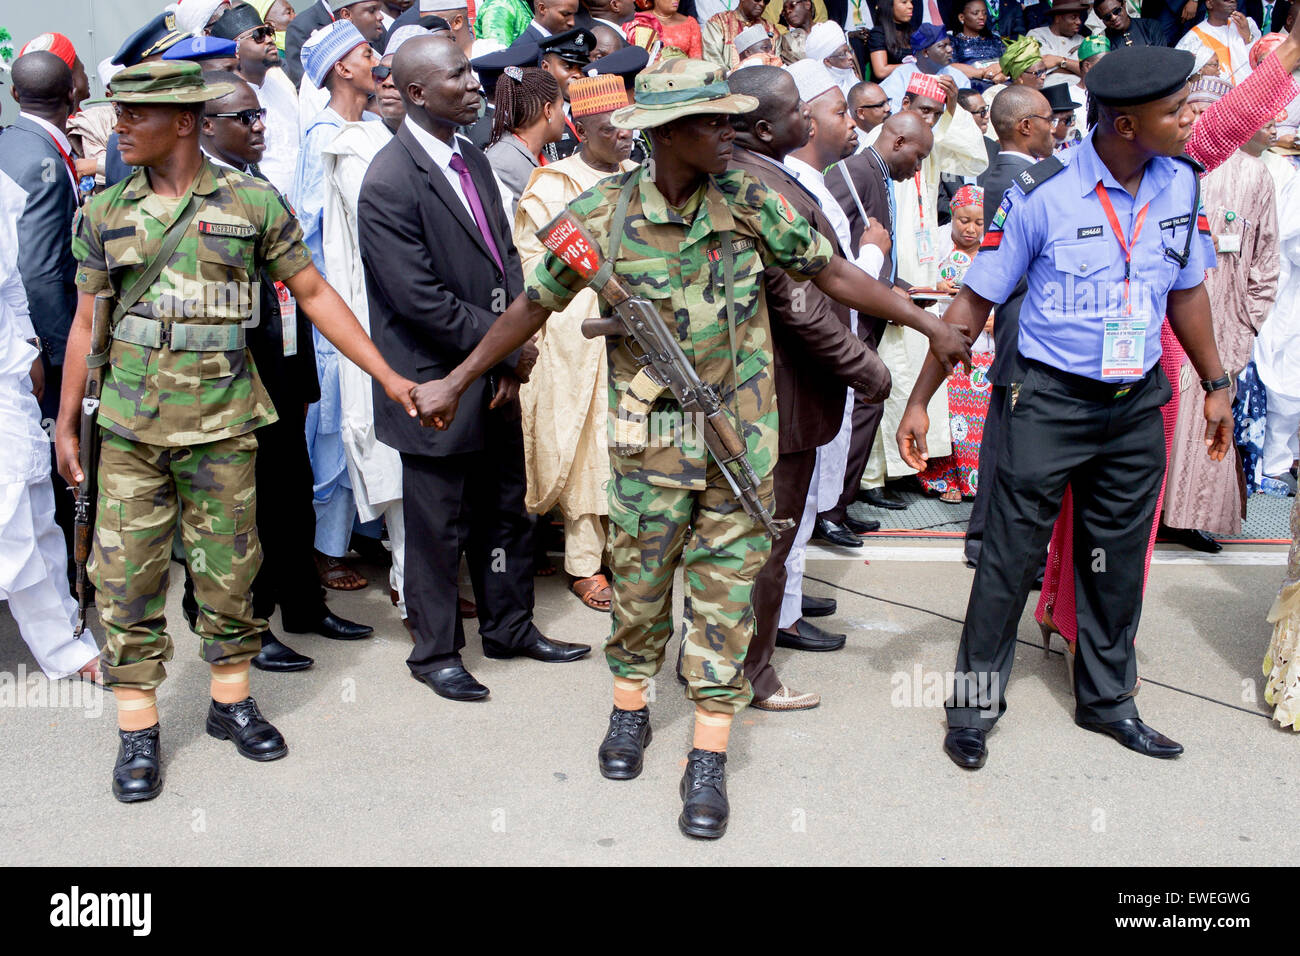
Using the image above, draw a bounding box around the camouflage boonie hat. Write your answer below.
[611,58,758,130]
[89,61,235,105]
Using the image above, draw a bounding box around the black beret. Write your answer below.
[586,43,649,82]
[1041,82,1076,112]
[113,11,188,67]
[537,27,597,65]
[472,41,541,98]
[210,3,269,41]
[1083,45,1196,107]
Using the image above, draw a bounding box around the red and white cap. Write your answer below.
[905,70,946,105]
[19,32,78,69]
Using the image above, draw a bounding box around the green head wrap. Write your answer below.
[1078,35,1110,61]
[999,35,1042,80]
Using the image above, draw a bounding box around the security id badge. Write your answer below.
[915,227,937,265]
[1101,317,1147,380]
[275,281,297,357]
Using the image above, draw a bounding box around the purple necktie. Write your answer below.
[448,152,505,275]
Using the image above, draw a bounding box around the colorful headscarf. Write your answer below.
[999,35,1042,80]
[951,184,983,211]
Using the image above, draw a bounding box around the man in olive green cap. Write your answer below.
[55,60,419,803]
[408,56,970,839]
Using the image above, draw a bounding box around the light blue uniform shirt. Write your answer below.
[964,129,1217,383]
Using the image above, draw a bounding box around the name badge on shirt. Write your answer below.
[1101,317,1147,380]
[915,228,937,265]
[276,281,297,357]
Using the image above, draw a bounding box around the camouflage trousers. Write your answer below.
[91,431,263,689]
[606,470,773,715]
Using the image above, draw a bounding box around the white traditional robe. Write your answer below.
[0,169,97,678]
[320,120,408,611]
[1177,17,1261,85]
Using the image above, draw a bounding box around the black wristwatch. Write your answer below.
[1200,375,1231,393]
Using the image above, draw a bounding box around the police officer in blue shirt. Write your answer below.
[897,46,1234,770]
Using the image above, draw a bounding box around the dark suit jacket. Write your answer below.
[977,149,1035,386]
[1243,0,1291,32]
[826,149,903,346]
[0,117,78,364]
[514,23,547,47]
[730,147,890,454]
[284,0,335,87]
[358,123,523,458]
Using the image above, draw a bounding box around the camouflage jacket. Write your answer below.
[527,167,833,492]
[72,159,313,447]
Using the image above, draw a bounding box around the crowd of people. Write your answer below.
[0,0,1298,841]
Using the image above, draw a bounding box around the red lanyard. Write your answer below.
[914,172,924,230]
[44,130,78,187]
[565,113,582,144]
[1093,182,1149,315]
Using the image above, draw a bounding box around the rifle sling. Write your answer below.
[110,190,200,327]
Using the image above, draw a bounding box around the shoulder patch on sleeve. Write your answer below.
[1013,156,1064,194]
[988,192,1013,234]
[775,193,797,225]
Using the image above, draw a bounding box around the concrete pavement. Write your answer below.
[0,541,1291,865]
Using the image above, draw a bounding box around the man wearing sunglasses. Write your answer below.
[847,80,891,153]
[213,2,300,196]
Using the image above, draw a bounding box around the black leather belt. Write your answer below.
[1024,358,1155,403]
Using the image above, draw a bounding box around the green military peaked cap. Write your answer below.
[89,60,235,105]
[612,57,759,130]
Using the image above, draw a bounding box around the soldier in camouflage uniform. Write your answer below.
[54,61,417,803]
[409,57,970,838]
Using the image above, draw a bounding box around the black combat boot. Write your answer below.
[206,697,288,761]
[112,725,163,803]
[597,707,652,779]
[678,748,729,839]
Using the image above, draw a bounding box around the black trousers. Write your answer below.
[251,400,328,629]
[401,418,540,674]
[964,384,1004,563]
[946,361,1171,730]
[819,394,884,524]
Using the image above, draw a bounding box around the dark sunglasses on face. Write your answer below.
[969,106,990,116]
[858,99,890,110]
[372,65,393,81]
[242,25,276,42]
[207,107,268,126]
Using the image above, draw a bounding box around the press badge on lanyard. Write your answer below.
[1094,183,1149,379]
[914,173,936,264]
[275,281,297,356]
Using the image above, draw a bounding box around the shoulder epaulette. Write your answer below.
[1013,156,1065,194]
[1172,152,1206,175]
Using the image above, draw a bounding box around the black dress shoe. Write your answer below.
[1160,524,1222,554]
[860,486,908,510]
[801,594,837,618]
[411,664,490,701]
[282,612,374,640]
[679,748,729,839]
[598,707,652,779]
[843,514,881,534]
[775,618,847,652]
[483,635,591,663]
[813,517,863,548]
[252,634,314,672]
[205,697,288,761]
[112,725,163,803]
[943,727,988,769]
[1075,716,1184,758]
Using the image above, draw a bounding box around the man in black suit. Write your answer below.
[515,0,580,45]
[1242,0,1291,32]
[286,0,387,86]
[358,36,590,702]
[966,85,1054,566]
[0,52,80,587]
